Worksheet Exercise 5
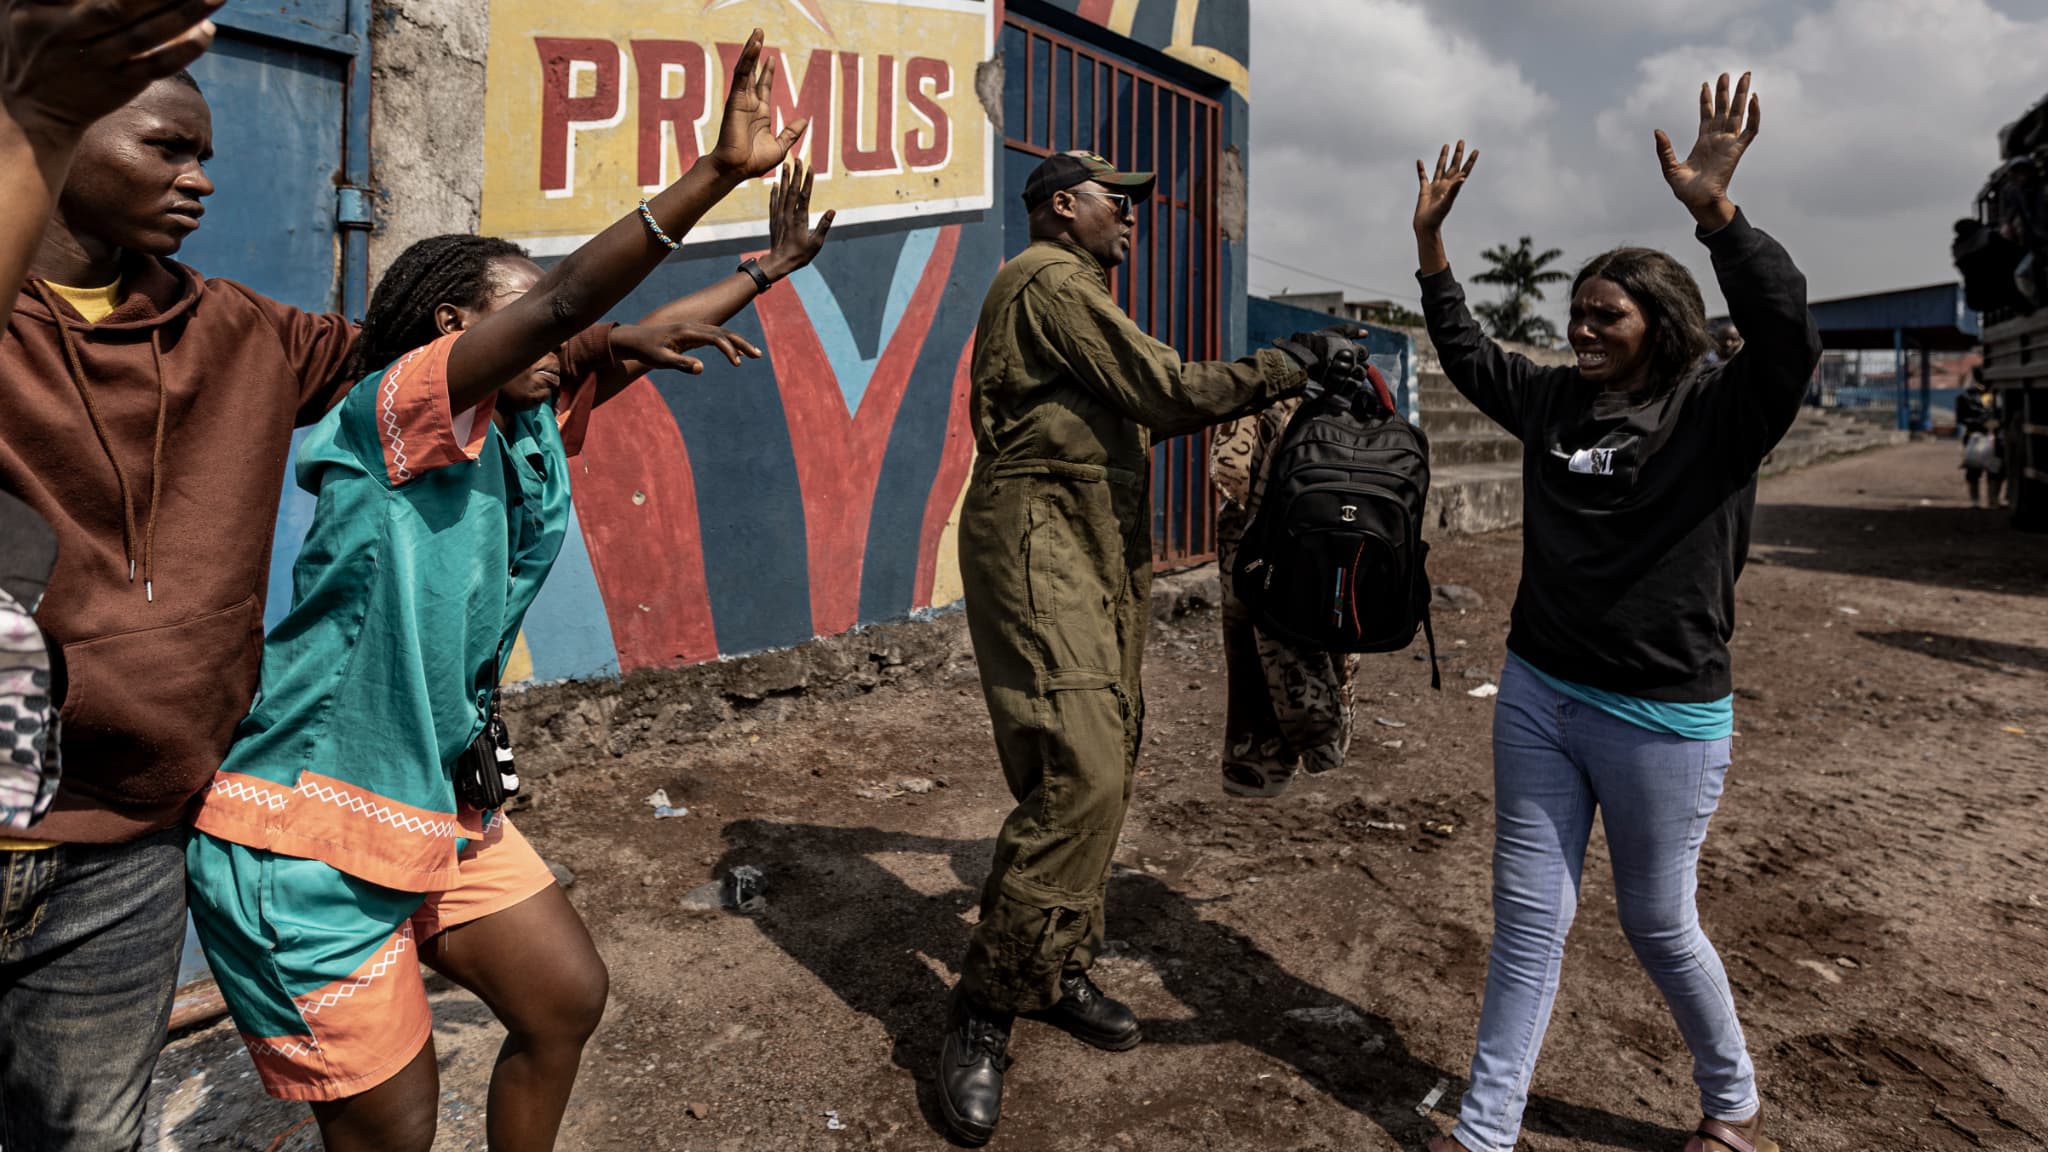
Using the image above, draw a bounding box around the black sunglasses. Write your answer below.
[1069,189,1134,215]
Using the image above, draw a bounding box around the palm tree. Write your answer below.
[1472,236,1568,345]
[1473,295,1560,346]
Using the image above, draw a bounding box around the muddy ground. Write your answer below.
[147,440,2048,1152]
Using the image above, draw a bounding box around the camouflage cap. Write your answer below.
[1021,150,1156,211]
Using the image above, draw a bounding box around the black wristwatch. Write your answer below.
[738,257,774,293]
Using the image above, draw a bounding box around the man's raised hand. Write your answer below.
[1655,71,1757,232]
[710,29,809,183]
[3,0,224,140]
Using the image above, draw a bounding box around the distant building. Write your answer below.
[1270,291,1422,328]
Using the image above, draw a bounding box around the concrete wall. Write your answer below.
[366,0,488,278]
[354,0,1253,685]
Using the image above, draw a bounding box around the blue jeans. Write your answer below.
[1452,659,1757,1152]
[0,827,187,1152]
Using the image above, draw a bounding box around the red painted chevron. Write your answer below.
[754,224,962,636]
[570,380,720,670]
[914,338,975,610]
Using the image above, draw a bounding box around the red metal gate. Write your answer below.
[1002,15,1226,567]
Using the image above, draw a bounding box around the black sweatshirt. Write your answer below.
[1418,211,1822,702]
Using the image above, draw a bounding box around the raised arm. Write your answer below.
[1039,274,1308,439]
[592,156,837,404]
[1412,140,1476,278]
[637,156,835,332]
[1411,141,1557,437]
[1660,72,1821,460]
[1,0,221,330]
[443,28,804,413]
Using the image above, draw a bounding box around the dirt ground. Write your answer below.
[146,440,2048,1152]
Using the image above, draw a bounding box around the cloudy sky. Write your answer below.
[1248,0,2048,326]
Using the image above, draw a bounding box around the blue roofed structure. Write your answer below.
[1803,282,1981,429]
[1807,282,1981,351]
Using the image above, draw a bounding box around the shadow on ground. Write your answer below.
[1860,629,2048,676]
[713,820,1689,1150]
[1751,501,2048,595]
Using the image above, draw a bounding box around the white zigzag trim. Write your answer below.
[210,776,288,811]
[379,344,428,482]
[295,779,460,840]
[297,924,414,1017]
[247,1035,321,1059]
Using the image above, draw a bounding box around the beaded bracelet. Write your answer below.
[637,199,680,251]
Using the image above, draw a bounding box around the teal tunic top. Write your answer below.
[191,327,609,891]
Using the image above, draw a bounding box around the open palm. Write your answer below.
[4,0,222,136]
[711,29,807,181]
[1656,71,1759,216]
[765,157,835,277]
[1414,140,1478,234]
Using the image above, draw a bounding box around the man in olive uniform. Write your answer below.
[939,150,1354,1143]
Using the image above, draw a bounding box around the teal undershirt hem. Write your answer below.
[1507,651,1734,741]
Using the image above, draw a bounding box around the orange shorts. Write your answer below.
[187,813,557,1101]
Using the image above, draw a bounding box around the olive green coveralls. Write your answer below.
[956,239,1306,1014]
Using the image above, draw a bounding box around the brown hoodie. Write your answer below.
[2,255,356,842]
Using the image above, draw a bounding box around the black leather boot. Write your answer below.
[938,992,1012,1146]
[1025,970,1142,1051]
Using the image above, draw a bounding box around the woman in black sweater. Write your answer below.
[1416,74,1818,1152]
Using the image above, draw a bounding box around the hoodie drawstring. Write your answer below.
[31,281,169,603]
[144,332,167,602]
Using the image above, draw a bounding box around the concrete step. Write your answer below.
[1417,383,1485,412]
[1417,399,1482,426]
[1416,397,1909,441]
[1420,416,1911,539]
[1425,379,1490,405]
[1428,433,1523,468]
[1761,425,1909,476]
[1418,407,1505,438]
[1425,463,1522,538]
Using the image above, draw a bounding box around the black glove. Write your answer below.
[1273,328,1363,384]
[1274,328,1373,397]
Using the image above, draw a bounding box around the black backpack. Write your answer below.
[1231,346,1439,687]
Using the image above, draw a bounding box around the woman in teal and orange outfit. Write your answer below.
[184,33,832,1152]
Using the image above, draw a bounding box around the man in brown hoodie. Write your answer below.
[1,28,365,1150]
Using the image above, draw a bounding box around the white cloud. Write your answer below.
[1251,0,1589,307]
[1249,0,2048,329]
[1594,0,2048,299]
[1545,0,1772,34]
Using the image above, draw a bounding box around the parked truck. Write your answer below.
[1953,93,2048,528]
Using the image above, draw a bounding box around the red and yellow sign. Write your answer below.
[481,0,994,255]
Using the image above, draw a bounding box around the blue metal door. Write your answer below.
[172,0,373,1013]
[182,0,372,316]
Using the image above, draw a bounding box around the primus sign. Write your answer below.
[481,0,994,255]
